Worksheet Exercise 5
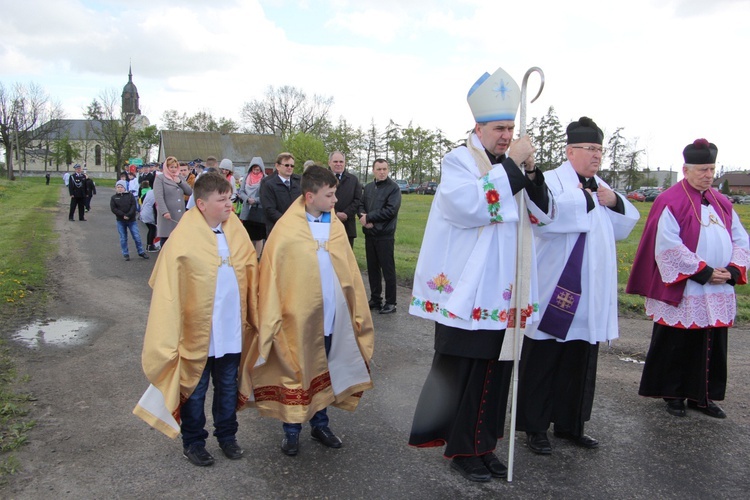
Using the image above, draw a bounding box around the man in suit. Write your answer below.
[329,151,362,248]
[260,152,302,234]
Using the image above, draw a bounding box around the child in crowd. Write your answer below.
[133,172,258,467]
[139,188,159,252]
[110,180,148,261]
[252,165,374,457]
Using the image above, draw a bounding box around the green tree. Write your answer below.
[527,106,565,171]
[324,118,363,166]
[133,125,160,162]
[85,88,137,174]
[50,135,81,168]
[606,127,627,189]
[622,143,644,191]
[283,132,327,172]
[720,179,731,195]
[161,109,188,130]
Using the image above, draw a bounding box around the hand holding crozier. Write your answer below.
[508,135,535,168]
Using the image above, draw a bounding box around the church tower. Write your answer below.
[121,64,141,116]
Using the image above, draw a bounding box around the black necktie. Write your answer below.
[213,229,222,234]
[283,179,290,188]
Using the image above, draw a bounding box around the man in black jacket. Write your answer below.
[68,164,88,221]
[329,151,362,248]
[260,152,302,235]
[359,159,401,314]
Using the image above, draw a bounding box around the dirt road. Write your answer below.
[3,188,750,499]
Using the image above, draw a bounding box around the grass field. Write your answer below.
[355,193,750,322]
[0,176,59,478]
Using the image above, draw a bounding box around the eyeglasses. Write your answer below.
[279,163,294,168]
[571,146,605,154]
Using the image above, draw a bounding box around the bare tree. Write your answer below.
[0,82,64,180]
[241,85,333,139]
[85,88,137,174]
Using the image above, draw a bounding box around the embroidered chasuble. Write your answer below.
[252,198,374,423]
[133,209,259,438]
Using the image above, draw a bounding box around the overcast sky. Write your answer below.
[2,0,748,172]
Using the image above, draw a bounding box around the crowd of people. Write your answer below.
[108,64,749,484]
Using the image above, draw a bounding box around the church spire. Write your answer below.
[122,63,140,116]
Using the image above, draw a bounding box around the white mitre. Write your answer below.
[467,66,520,123]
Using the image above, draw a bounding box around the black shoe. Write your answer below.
[80,218,87,221]
[553,430,599,449]
[147,245,156,252]
[69,218,75,221]
[219,440,244,459]
[139,252,149,259]
[124,255,130,261]
[311,426,342,448]
[183,444,214,466]
[480,452,508,478]
[665,398,686,417]
[368,300,382,310]
[281,433,299,456]
[526,432,552,455]
[450,456,491,483]
[688,400,727,419]
[379,304,397,314]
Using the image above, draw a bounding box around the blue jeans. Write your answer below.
[181,353,241,448]
[283,335,331,434]
[116,219,144,256]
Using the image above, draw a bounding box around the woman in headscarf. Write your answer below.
[237,157,267,257]
[153,156,193,247]
[219,159,238,201]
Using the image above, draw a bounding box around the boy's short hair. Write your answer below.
[193,172,232,202]
[301,165,337,195]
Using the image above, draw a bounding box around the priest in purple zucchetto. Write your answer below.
[627,139,750,419]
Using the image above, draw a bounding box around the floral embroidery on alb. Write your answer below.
[646,293,736,329]
[656,245,703,284]
[481,174,503,224]
[427,273,454,294]
[411,295,538,327]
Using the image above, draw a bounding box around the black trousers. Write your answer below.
[517,338,599,437]
[69,196,85,220]
[639,324,727,404]
[365,237,396,305]
[409,324,512,457]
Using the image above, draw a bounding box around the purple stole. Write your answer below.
[626,180,733,306]
[537,233,586,340]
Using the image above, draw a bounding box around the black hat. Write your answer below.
[683,139,717,165]
[566,116,603,145]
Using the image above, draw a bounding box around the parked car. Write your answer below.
[416,181,438,195]
[627,190,646,202]
[395,179,410,194]
[409,183,419,194]
[644,191,660,202]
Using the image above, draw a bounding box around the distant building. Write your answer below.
[713,172,750,194]
[158,130,283,177]
[19,66,149,174]
[598,167,677,191]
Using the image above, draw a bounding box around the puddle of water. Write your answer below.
[618,356,645,365]
[13,318,93,348]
